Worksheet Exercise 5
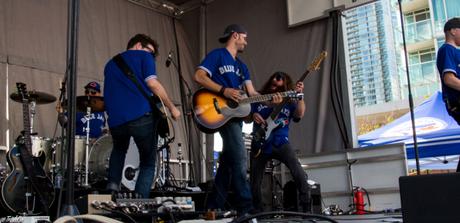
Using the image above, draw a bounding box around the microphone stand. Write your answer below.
[169,57,194,187]
[59,0,81,217]
[170,18,196,187]
[398,0,420,175]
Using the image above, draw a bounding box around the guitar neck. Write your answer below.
[22,100,32,150]
[240,91,295,105]
[266,69,311,120]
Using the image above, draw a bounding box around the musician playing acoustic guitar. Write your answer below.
[436,17,460,172]
[194,24,281,216]
[250,71,309,213]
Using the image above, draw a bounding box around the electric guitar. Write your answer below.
[252,51,327,157]
[1,83,55,215]
[192,89,303,133]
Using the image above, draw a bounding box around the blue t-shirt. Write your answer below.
[252,102,297,154]
[197,48,251,89]
[104,50,157,127]
[75,111,106,138]
[436,43,460,104]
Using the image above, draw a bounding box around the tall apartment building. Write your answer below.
[348,0,460,107]
[345,0,402,107]
[401,0,437,100]
[348,0,460,134]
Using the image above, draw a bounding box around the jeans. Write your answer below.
[208,120,253,214]
[107,113,158,198]
[250,143,309,212]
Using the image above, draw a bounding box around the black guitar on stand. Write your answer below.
[1,83,55,215]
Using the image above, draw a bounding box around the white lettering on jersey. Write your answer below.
[218,65,235,75]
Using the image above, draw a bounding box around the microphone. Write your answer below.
[166,50,173,67]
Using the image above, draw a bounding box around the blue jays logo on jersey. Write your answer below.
[218,65,241,76]
[80,113,105,124]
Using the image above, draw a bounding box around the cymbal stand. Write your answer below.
[29,100,36,134]
[177,143,183,187]
[158,137,176,190]
[82,106,91,188]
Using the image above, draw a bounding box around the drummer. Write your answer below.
[57,81,107,138]
[78,82,106,138]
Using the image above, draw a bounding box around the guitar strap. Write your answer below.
[112,54,169,136]
[113,54,156,111]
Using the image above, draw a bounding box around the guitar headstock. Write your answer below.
[308,51,327,71]
[16,82,28,102]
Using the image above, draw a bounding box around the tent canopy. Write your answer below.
[359,91,460,159]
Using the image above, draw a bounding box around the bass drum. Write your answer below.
[88,135,159,191]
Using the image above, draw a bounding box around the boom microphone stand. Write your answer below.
[169,18,196,186]
[398,0,420,175]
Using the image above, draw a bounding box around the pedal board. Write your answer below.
[0,216,50,223]
[76,194,195,214]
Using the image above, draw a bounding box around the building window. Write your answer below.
[404,8,432,43]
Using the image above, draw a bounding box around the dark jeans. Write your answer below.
[446,110,460,172]
[107,113,158,198]
[207,120,253,214]
[250,143,309,212]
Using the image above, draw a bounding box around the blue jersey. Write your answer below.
[436,43,460,103]
[252,102,297,154]
[198,48,251,89]
[104,50,157,127]
[75,111,106,138]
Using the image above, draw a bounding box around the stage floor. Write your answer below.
[178,213,403,223]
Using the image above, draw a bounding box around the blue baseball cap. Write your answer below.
[84,81,101,92]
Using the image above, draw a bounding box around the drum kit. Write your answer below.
[7,89,157,191]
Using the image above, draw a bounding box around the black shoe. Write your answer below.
[233,213,255,223]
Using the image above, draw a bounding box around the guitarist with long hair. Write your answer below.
[249,71,309,213]
[104,34,180,198]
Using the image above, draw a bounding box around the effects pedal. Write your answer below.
[75,194,112,214]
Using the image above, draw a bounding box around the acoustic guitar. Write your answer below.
[192,88,302,133]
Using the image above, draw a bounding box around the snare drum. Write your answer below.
[89,135,159,191]
[53,136,88,169]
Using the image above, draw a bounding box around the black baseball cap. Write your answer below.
[444,17,460,32]
[218,24,248,43]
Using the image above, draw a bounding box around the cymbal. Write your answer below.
[10,90,57,104]
[62,96,104,112]
[76,95,104,112]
